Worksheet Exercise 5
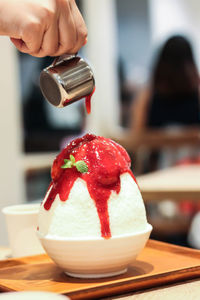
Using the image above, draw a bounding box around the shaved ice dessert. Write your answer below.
[38,134,148,239]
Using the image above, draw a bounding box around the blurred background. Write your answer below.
[0,0,200,246]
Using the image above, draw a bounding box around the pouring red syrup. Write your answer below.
[63,87,95,114]
[44,134,137,239]
[85,87,95,114]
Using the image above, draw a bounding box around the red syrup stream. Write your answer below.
[63,87,95,114]
[44,134,137,238]
[85,86,95,114]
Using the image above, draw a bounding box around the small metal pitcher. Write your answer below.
[40,54,95,108]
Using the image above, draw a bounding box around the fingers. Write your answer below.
[9,0,88,57]
[10,21,45,56]
[32,16,59,57]
[53,0,76,56]
[54,0,87,56]
[68,0,88,53]
[13,15,58,57]
[41,21,59,56]
[10,38,28,52]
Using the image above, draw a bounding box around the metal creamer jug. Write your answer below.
[40,54,95,109]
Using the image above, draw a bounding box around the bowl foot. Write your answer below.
[65,268,127,279]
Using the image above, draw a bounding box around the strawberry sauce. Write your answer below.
[85,87,95,114]
[44,134,136,238]
[63,87,95,114]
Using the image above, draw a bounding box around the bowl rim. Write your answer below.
[37,223,152,242]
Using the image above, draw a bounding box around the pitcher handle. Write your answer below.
[52,53,77,67]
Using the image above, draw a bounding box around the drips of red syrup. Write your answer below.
[63,87,95,114]
[44,134,137,239]
[85,87,95,114]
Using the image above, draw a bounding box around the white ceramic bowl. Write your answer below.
[38,223,152,278]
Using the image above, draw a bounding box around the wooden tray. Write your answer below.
[0,240,200,299]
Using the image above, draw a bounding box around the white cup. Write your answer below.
[2,203,45,257]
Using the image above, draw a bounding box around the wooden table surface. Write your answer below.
[137,165,200,202]
[107,279,200,299]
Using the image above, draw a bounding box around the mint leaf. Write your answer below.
[64,159,70,163]
[70,154,75,163]
[75,161,88,173]
[61,155,88,173]
[61,161,72,169]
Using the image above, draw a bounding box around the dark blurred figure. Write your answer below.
[130,35,200,172]
[118,57,135,127]
[129,35,200,247]
[149,35,200,127]
[131,35,200,134]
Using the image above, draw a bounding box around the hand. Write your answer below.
[0,0,87,57]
